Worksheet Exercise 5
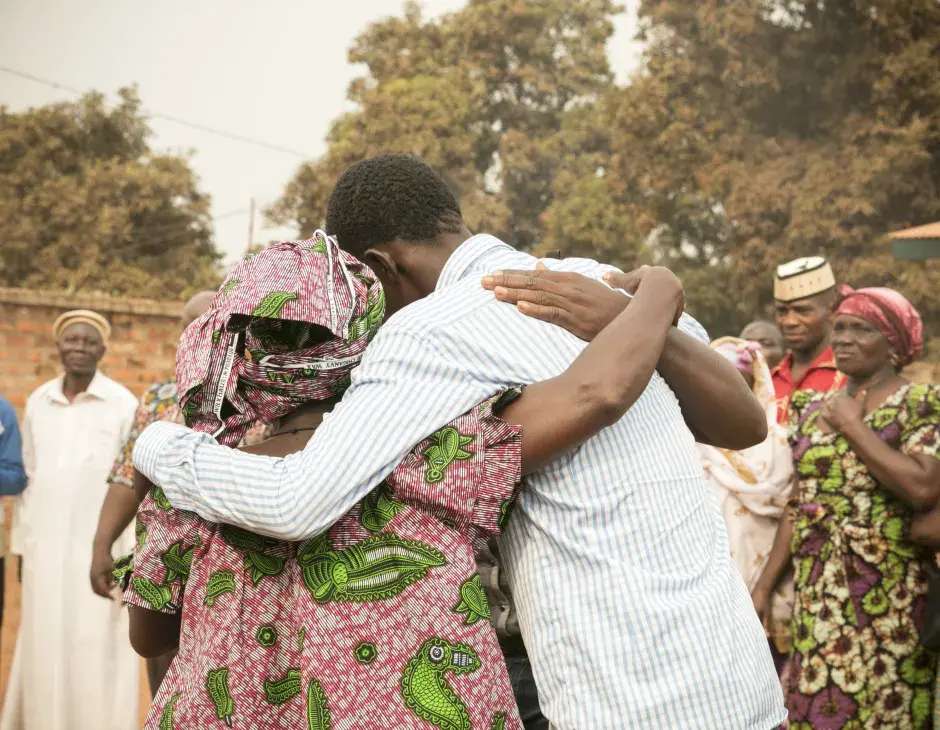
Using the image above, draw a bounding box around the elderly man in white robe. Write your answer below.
[2,310,139,730]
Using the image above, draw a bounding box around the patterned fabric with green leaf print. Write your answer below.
[423,427,475,484]
[174,234,381,448]
[124,393,526,728]
[359,482,403,532]
[400,637,481,730]
[106,378,267,491]
[785,384,940,729]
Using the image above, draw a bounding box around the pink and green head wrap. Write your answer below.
[176,231,384,446]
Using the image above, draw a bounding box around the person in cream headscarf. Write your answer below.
[2,309,139,730]
[697,337,795,672]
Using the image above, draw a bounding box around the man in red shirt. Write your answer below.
[771,256,847,424]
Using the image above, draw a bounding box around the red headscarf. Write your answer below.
[835,287,923,367]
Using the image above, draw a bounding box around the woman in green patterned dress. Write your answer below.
[910,491,940,728]
[751,287,940,729]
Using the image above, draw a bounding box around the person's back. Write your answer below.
[127,396,527,729]
[387,236,784,728]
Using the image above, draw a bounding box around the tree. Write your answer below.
[0,87,221,298]
[273,0,940,349]
[578,0,940,339]
[268,0,621,250]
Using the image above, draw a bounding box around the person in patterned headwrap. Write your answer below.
[753,286,940,730]
[122,231,690,729]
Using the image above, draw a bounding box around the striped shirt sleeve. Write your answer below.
[133,325,496,540]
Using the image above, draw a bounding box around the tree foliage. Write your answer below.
[268,0,621,251]
[605,0,940,338]
[274,0,940,345]
[0,87,221,298]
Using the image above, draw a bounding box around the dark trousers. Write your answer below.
[505,653,549,730]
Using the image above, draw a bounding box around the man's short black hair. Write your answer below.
[325,154,464,258]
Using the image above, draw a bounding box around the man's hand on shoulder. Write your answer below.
[481,260,766,451]
[603,266,685,326]
[481,263,685,341]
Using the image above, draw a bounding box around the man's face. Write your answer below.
[740,321,785,369]
[774,294,833,355]
[57,322,105,377]
[369,268,415,318]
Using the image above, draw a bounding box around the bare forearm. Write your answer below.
[755,508,795,593]
[93,483,141,550]
[841,422,939,509]
[504,275,677,474]
[657,329,767,449]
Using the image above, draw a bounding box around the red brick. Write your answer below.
[2,362,40,377]
[1,293,179,413]
[16,320,49,334]
[1,335,31,348]
[6,393,26,409]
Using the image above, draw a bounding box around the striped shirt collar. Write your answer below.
[436,233,516,291]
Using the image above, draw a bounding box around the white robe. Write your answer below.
[2,373,139,730]
[697,340,796,652]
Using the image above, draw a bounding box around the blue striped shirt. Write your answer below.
[134,234,786,729]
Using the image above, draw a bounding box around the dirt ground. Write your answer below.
[0,504,151,726]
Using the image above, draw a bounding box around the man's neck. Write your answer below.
[62,371,95,401]
[408,228,473,297]
[791,337,830,367]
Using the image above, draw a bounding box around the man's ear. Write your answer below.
[363,248,399,281]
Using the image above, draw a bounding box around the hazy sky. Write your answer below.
[0,0,642,265]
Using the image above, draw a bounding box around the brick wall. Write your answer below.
[0,286,182,718]
[0,287,183,415]
[2,285,936,415]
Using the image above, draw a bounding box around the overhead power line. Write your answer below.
[0,65,314,159]
[130,207,250,236]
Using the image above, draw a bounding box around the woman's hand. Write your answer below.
[89,544,117,599]
[820,393,865,434]
[482,263,683,341]
[910,505,940,546]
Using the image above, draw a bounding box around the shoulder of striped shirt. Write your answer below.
[378,280,506,340]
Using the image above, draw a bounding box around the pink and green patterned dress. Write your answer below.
[123,393,524,730]
[786,383,940,730]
